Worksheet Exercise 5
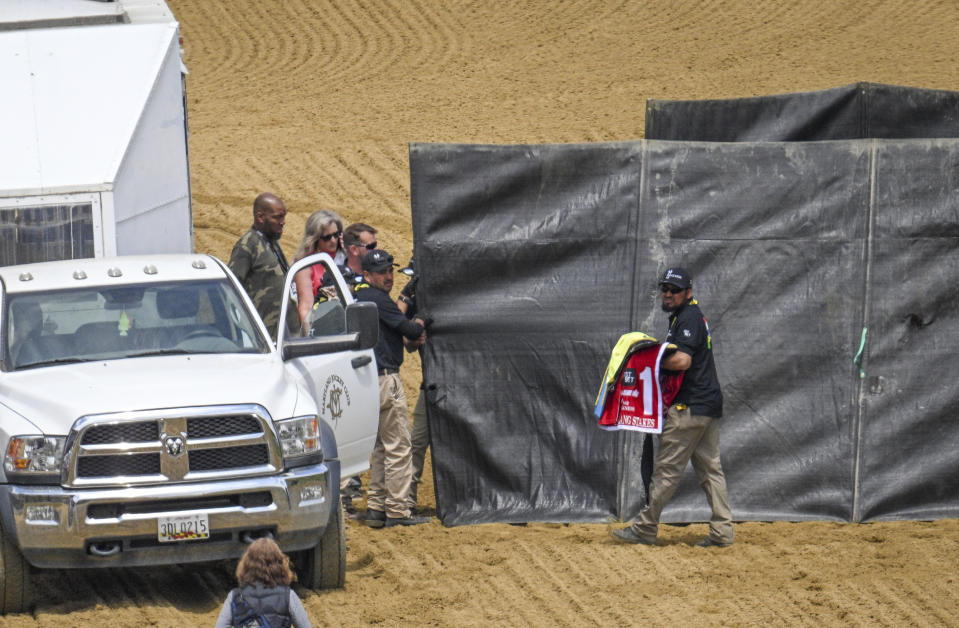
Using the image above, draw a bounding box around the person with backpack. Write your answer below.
[214,537,312,628]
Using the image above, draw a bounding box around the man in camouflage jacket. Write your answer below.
[228,193,294,337]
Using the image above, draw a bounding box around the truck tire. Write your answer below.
[297,500,346,590]
[0,525,30,614]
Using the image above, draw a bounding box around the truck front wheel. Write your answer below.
[0,524,30,614]
[296,499,346,589]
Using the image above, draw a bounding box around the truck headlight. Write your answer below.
[4,436,65,482]
[276,416,322,467]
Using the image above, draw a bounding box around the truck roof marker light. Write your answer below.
[191,259,207,270]
[18,272,33,282]
[73,270,88,280]
[143,265,158,275]
[107,268,123,278]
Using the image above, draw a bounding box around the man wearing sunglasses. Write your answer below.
[340,222,378,288]
[337,222,379,508]
[612,267,734,548]
[355,249,430,528]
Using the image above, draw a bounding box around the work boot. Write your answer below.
[341,494,358,517]
[345,476,363,499]
[383,514,430,528]
[696,537,732,548]
[610,526,656,545]
[363,509,386,528]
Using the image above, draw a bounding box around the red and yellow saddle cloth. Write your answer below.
[594,332,683,434]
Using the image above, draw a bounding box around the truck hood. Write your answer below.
[0,353,304,435]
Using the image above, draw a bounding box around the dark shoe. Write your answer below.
[696,537,732,548]
[611,527,656,545]
[341,494,358,515]
[345,477,363,499]
[363,509,386,528]
[384,514,430,528]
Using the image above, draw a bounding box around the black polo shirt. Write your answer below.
[337,264,366,289]
[665,300,723,418]
[354,284,424,371]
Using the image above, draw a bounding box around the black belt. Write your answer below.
[378,368,399,376]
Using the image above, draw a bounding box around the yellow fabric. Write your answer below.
[593,332,659,408]
[593,332,683,415]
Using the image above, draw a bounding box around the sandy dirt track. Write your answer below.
[6,1,959,626]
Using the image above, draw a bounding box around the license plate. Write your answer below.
[157,513,209,543]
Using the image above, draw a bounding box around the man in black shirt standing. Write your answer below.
[612,267,734,547]
[354,249,429,527]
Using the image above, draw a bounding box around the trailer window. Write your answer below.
[0,204,94,266]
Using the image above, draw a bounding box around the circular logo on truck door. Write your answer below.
[322,374,352,427]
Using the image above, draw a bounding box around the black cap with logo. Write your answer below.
[362,249,398,272]
[660,267,692,290]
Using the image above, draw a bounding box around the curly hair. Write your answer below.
[293,209,343,262]
[235,537,294,588]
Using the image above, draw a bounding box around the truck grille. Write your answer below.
[188,415,262,438]
[66,405,281,488]
[189,445,270,471]
[77,453,162,477]
[82,421,158,444]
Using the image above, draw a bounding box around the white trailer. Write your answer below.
[0,0,192,266]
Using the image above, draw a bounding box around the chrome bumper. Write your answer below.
[0,463,334,568]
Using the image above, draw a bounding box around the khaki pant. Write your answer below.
[631,406,734,545]
[367,373,413,518]
[407,391,429,508]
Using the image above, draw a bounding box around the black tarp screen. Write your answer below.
[410,138,959,526]
[645,82,959,142]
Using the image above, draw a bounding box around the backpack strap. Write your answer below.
[230,588,259,627]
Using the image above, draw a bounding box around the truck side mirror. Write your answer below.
[346,301,378,350]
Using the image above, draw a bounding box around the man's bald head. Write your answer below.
[252,193,287,238]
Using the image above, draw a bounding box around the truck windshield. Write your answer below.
[5,279,270,370]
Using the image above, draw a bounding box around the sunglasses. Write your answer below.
[361,241,377,250]
[319,231,342,242]
[660,285,685,295]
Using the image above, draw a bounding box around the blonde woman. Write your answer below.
[292,209,345,331]
[214,537,312,627]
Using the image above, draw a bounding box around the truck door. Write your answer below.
[278,254,378,479]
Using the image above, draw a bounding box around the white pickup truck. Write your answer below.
[0,253,379,613]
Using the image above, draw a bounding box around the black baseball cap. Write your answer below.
[362,249,397,272]
[660,267,692,290]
